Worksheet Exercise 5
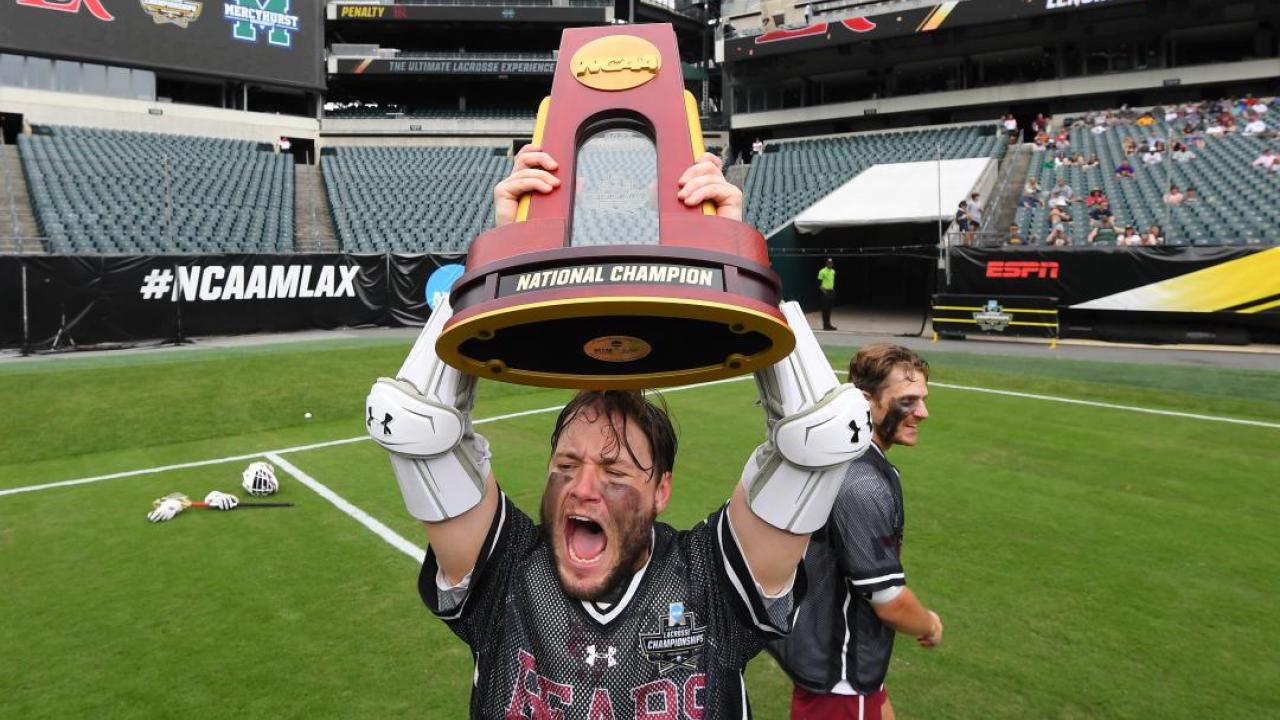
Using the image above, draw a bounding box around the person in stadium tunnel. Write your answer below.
[768,344,943,720]
[366,145,875,718]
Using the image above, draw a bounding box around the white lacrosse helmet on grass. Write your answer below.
[241,461,279,497]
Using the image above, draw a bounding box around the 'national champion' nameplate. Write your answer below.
[500,263,723,296]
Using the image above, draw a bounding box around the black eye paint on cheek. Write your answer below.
[602,481,640,512]
[548,471,573,486]
[877,400,914,442]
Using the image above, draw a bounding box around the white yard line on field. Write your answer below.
[931,382,1280,430]
[2,371,1275,500]
[266,452,426,563]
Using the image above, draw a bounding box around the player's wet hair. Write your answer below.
[551,390,678,481]
[848,344,930,399]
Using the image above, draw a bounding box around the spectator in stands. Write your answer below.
[1055,129,1071,150]
[1141,147,1163,166]
[1085,153,1101,168]
[1020,178,1043,207]
[1087,216,1120,244]
[1243,115,1268,136]
[1185,186,1200,202]
[1123,136,1138,155]
[1003,114,1019,142]
[1118,226,1143,246]
[1049,206,1072,226]
[1164,106,1181,124]
[1007,224,1027,246]
[1091,113,1110,134]
[1115,159,1136,179]
[1172,142,1196,163]
[1164,185,1185,205]
[1144,225,1165,246]
[1054,152,1070,168]
[955,201,977,246]
[1070,152,1086,166]
[1089,198,1114,226]
[1034,129,1050,151]
[1044,224,1069,246]
[1253,148,1278,174]
[1085,188,1107,207]
[1048,178,1075,207]
[1032,113,1048,135]
[751,137,764,158]
[967,192,983,225]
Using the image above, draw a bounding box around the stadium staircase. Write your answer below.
[294,164,339,253]
[1014,114,1280,246]
[18,126,294,254]
[321,145,509,254]
[0,141,41,253]
[986,143,1035,239]
[742,124,1007,235]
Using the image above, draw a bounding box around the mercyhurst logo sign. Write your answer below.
[138,264,360,302]
[224,0,299,48]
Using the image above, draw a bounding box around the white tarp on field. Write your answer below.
[794,157,995,233]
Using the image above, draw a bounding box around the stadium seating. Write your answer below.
[742,124,1007,233]
[19,126,293,254]
[321,145,510,253]
[1014,115,1279,246]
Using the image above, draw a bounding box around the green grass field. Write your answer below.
[1,337,1277,719]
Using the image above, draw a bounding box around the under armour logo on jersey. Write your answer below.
[585,645,617,668]
[366,406,374,428]
[380,413,394,436]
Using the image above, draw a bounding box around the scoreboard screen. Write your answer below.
[0,0,324,90]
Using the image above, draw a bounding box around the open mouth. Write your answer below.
[566,515,607,564]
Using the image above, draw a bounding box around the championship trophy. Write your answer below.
[436,24,794,389]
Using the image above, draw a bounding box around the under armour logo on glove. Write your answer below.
[585,645,617,668]
[380,413,394,436]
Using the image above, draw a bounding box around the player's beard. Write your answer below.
[540,491,656,603]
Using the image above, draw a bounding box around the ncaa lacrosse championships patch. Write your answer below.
[638,602,705,674]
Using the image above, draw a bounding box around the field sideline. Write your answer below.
[1,337,1277,719]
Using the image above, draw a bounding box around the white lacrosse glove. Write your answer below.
[740,301,873,533]
[366,296,491,522]
[204,491,240,511]
[147,494,189,523]
[242,462,279,497]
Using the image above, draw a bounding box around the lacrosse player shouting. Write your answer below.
[364,150,875,718]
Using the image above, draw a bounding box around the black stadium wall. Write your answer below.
[0,254,456,349]
[0,0,324,89]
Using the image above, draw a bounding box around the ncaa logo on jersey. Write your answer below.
[639,606,705,674]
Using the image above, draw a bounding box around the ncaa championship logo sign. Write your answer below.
[223,0,299,48]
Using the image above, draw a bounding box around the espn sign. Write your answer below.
[986,260,1060,279]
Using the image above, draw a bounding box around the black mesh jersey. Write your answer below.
[766,446,905,696]
[419,492,804,719]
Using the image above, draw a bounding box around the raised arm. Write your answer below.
[729,303,873,593]
[365,298,499,584]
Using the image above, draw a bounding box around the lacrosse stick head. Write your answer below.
[241,462,279,497]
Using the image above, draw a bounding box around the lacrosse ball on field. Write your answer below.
[304,412,312,419]
[242,461,280,497]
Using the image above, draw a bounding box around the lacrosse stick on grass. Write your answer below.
[147,491,294,523]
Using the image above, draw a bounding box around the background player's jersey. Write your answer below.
[420,492,802,719]
[767,447,905,695]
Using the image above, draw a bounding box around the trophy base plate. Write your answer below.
[436,296,795,390]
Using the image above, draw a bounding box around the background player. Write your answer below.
[769,344,943,720]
